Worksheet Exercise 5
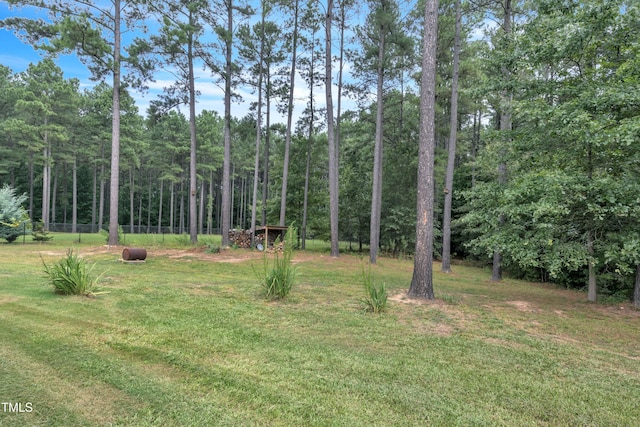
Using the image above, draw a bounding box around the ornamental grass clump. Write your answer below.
[361,264,387,313]
[260,226,297,300]
[43,249,99,296]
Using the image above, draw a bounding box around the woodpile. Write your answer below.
[229,229,254,248]
[228,227,286,252]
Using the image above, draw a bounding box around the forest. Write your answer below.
[0,0,639,304]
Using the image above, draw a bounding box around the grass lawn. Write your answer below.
[1,233,639,426]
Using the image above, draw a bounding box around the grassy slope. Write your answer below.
[1,234,639,426]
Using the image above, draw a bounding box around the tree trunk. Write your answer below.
[251,87,262,244]
[251,15,265,243]
[99,160,105,231]
[170,180,175,234]
[72,156,77,233]
[587,232,597,302]
[408,0,438,300]
[634,264,640,308]
[336,0,346,170]
[42,126,50,230]
[29,153,34,222]
[108,0,122,245]
[188,18,198,244]
[441,0,461,273]
[279,0,299,227]
[369,24,385,265]
[179,179,185,234]
[262,75,271,227]
[302,120,313,250]
[301,32,316,251]
[326,0,339,257]
[91,158,97,232]
[208,171,214,234]
[158,179,164,233]
[129,167,135,234]
[51,167,58,226]
[221,0,233,246]
[147,171,152,233]
[492,0,512,281]
[199,181,205,235]
[138,182,143,233]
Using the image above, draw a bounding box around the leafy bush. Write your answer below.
[260,226,297,300]
[205,243,220,254]
[42,249,99,296]
[361,264,387,313]
[0,184,31,243]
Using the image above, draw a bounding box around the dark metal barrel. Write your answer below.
[122,247,147,261]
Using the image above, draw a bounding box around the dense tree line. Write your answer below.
[1,0,638,303]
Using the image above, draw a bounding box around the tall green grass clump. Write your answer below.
[42,249,99,296]
[361,263,387,313]
[260,226,297,300]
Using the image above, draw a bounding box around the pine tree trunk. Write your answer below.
[29,154,34,222]
[279,0,299,227]
[326,0,339,257]
[99,162,105,231]
[370,28,385,265]
[72,156,77,233]
[188,19,198,244]
[587,233,597,302]
[51,167,58,227]
[158,179,164,234]
[170,181,175,234]
[221,0,233,246]
[199,181,205,235]
[92,158,97,232]
[208,171,214,234]
[441,0,461,273]
[147,171,152,233]
[634,264,640,308]
[42,127,50,230]
[129,167,135,234]
[262,83,271,227]
[251,51,263,243]
[492,0,512,281]
[108,0,121,245]
[408,0,438,300]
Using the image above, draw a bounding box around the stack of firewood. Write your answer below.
[229,229,253,248]
[229,229,285,251]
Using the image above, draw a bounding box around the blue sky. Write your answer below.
[0,1,371,124]
[0,3,90,81]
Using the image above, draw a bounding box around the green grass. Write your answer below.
[1,233,639,426]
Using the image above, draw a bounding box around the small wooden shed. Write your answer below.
[255,225,288,249]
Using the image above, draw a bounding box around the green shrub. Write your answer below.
[260,226,297,300]
[205,243,220,254]
[174,234,192,246]
[42,249,99,296]
[0,184,31,243]
[32,221,53,242]
[361,264,387,313]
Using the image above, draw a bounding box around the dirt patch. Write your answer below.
[506,300,537,313]
[388,291,442,305]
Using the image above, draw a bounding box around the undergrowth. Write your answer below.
[260,226,297,300]
[42,249,100,296]
[361,263,387,313]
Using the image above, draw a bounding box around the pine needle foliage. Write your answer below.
[42,249,99,296]
[260,226,297,300]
